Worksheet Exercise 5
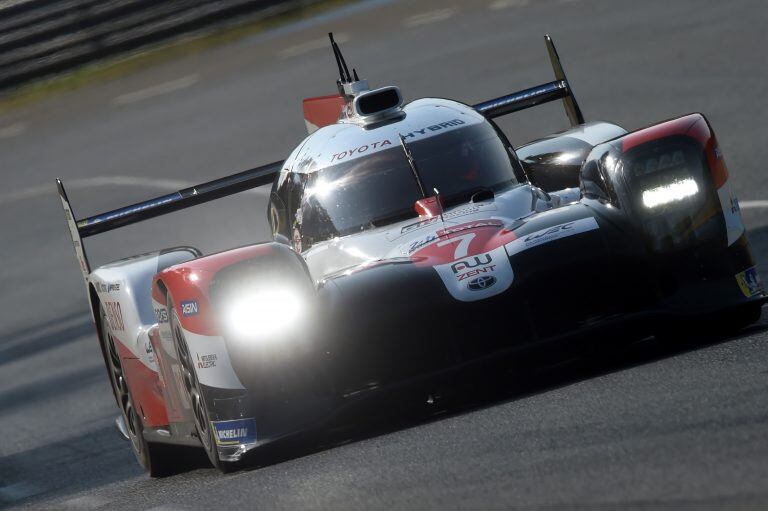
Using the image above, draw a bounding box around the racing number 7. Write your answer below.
[437,233,476,260]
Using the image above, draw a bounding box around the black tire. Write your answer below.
[168,295,238,473]
[100,305,177,477]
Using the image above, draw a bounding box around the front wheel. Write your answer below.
[168,295,238,473]
[100,304,177,477]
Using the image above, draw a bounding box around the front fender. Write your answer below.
[152,243,313,392]
[579,113,744,251]
[90,247,200,365]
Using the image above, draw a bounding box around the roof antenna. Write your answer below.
[329,33,347,83]
[328,33,351,83]
[329,33,369,98]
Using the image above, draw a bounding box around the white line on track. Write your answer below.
[403,8,457,28]
[113,75,199,106]
[0,122,25,139]
[281,33,350,59]
[740,200,768,209]
[0,175,268,207]
[489,0,529,9]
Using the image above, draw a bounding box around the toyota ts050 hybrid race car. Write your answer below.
[57,35,765,475]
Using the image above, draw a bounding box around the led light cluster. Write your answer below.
[642,178,699,209]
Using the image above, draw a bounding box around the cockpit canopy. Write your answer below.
[269,99,525,252]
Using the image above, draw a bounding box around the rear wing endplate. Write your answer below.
[57,34,583,290]
[474,35,584,123]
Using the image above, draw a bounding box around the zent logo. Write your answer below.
[181,300,199,317]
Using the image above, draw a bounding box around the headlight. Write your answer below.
[641,177,699,209]
[224,287,305,340]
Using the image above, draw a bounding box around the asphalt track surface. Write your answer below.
[1,0,768,509]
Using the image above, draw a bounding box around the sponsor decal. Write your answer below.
[408,233,440,254]
[181,300,199,317]
[196,353,217,369]
[326,119,470,166]
[439,220,503,237]
[104,301,125,331]
[401,216,439,235]
[144,340,155,365]
[735,266,764,298]
[452,254,492,277]
[331,139,392,162]
[154,307,169,324]
[468,275,497,291]
[394,203,496,240]
[406,220,503,255]
[441,202,497,221]
[400,118,466,140]
[96,281,122,293]
[717,182,745,246]
[433,246,514,302]
[505,217,599,257]
[212,418,257,446]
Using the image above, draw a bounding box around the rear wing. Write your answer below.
[58,34,583,287]
[475,35,584,126]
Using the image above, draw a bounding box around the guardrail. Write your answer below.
[0,0,323,91]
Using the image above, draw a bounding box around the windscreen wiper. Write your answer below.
[398,134,427,198]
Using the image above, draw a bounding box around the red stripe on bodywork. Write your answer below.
[621,113,728,189]
[154,243,277,336]
[621,114,700,153]
[410,220,517,266]
[115,334,169,428]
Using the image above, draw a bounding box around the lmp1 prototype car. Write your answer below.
[57,35,765,475]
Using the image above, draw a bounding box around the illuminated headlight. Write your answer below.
[641,178,699,209]
[225,287,305,340]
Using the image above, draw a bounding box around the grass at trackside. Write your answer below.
[0,0,358,112]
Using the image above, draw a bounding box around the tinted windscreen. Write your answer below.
[297,121,520,248]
